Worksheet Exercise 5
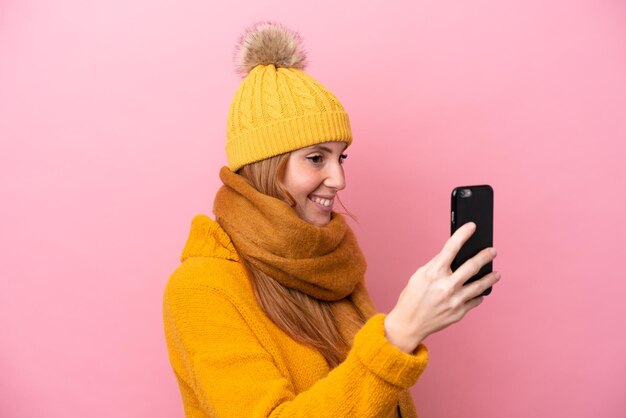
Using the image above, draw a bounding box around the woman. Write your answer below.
[162,21,500,418]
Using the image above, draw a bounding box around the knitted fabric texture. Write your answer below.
[213,165,364,301]
[225,20,352,171]
[163,214,430,417]
[226,64,352,171]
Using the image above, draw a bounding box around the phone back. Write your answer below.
[451,185,494,296]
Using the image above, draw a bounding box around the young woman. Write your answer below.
[162,21,500,418]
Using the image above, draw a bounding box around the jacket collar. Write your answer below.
[180,214,240,263]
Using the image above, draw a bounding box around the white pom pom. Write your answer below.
[233,21,308,78]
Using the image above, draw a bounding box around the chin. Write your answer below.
[295,202,332,226]
[309,213,332,227]
[297,211,330,227]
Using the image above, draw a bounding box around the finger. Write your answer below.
[458,271,500,303]
[450,247,497,289]
[434,222,477,270]
[464,295,484,312]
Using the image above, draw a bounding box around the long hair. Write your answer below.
[236,153,364,369]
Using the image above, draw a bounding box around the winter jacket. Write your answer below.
[162,214,429,417]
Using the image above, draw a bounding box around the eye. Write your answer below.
[306,155,324,164]
[306,154,348,165]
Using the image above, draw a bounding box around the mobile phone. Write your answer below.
[451,185,494,296]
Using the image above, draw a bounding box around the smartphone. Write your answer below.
[450,185,494,296]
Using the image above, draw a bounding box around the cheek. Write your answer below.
[295,187,313,203]
[285,167,317,196]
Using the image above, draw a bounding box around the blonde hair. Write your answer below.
[236,153,362,368]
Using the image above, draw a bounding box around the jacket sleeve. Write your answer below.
[163,272,429,418]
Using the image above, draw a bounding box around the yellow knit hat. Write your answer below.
[226,21,352,172]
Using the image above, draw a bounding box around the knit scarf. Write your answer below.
[212,166,378,334]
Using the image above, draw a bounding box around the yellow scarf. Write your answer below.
[212,166,379,333]
[213,166,367,301]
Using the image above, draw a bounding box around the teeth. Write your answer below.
[310,196,333,207]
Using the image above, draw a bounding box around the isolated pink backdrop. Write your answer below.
[1,0,625,417]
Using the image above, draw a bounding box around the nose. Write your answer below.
[323,162,346,191]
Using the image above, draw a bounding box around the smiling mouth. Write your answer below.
[308,195,334,210]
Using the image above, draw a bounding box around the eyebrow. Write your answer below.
[308,144,349,153]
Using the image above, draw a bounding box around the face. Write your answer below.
[281,141,348,227]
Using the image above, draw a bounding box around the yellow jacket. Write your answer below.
[163,215,429,417]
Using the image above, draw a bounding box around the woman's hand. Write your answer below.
[384,222,501,353]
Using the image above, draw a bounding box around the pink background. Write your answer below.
[1,0,625,417]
